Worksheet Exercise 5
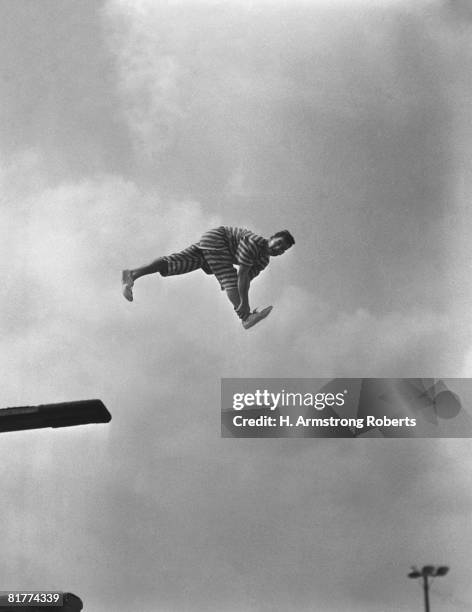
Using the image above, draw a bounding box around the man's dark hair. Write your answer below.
[271,230,295,248]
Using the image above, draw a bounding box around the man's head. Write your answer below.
[268,230,295,256]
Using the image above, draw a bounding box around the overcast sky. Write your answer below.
[2,0,472,610]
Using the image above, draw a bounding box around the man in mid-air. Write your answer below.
[121,226,295,329]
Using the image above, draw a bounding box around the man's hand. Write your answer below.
[236,301,250,320]
[237,265,251,320]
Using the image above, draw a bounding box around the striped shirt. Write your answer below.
[198,226,270,280]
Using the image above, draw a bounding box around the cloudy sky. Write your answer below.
[2,0,472,610]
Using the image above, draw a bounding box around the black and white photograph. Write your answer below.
[2,0,472,610]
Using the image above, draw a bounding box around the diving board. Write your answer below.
[0,399,111,433]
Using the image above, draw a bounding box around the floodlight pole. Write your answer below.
[422,573,430,612]
[408,565,449,612]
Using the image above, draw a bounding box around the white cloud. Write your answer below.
[0,151,222,405]
[221,284,450,378]
[103,1,190,159]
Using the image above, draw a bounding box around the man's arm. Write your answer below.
[236,265,251,319]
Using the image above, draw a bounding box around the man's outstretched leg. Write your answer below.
[122,245,206,302]
[122,259,168,301]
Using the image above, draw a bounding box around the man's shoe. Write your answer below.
[122,270,134,302]
[242,306,273,329]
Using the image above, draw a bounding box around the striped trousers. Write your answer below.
[163,243,238,291]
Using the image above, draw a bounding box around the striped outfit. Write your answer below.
[163,226,270,290]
